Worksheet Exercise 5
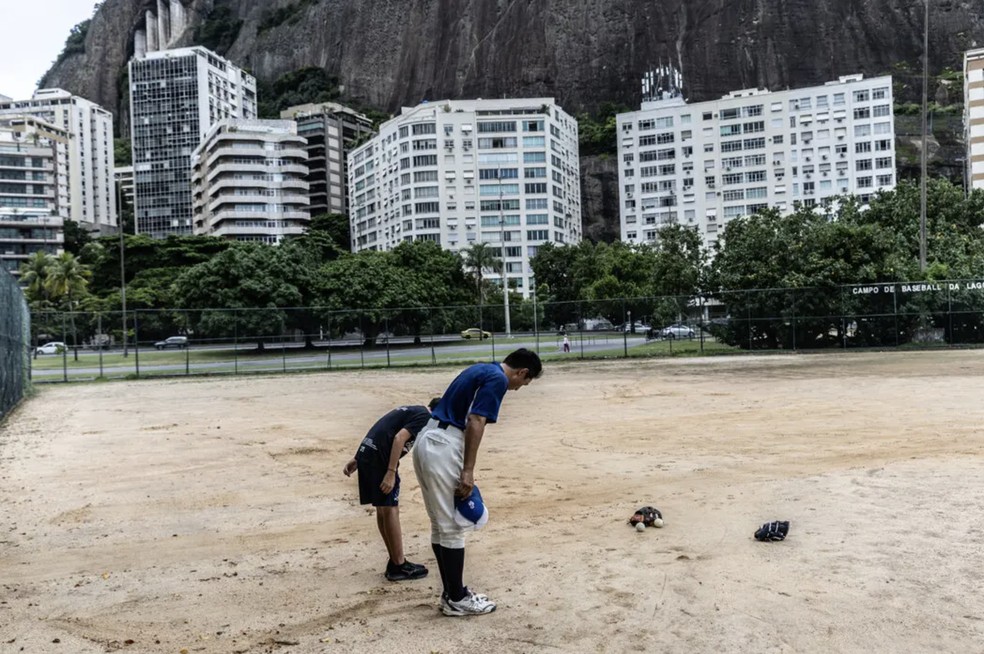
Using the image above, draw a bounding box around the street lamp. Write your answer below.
[117,178,128,357]
[498,166,511,338]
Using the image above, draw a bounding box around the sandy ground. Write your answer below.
[2,351,984,654]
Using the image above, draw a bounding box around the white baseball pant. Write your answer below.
[412,419,467,548]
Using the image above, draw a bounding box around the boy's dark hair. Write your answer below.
[503,348,543,379]
[428,397,441,410]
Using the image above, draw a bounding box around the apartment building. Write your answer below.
[281,102,374,218]
[965,48,984,191]
[348,98,581,296]
[0,116,69,275]
[617,74,896,246]
[0,88,116,234]
[190,119,310,243]
[129,46,257,238]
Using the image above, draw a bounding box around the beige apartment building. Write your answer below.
[190,119,310,243]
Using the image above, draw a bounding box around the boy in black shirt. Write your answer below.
[343,398,440,581]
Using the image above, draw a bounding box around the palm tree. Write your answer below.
[44,252,91,361]
[462,242,501,304]
[461,243,501,330]
[18,251,54,309]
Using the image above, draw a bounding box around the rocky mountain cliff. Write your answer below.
[39,0,984,242]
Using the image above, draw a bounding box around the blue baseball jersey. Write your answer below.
[431,362,508,430]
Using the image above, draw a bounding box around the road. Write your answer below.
[32,333,652,381]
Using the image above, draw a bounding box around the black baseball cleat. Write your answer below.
[385,559,429,581]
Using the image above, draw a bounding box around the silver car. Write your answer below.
[660,323,695,339]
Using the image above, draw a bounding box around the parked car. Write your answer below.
[620,321,651,333]
[154,335,189,350]
[35,341,66,355]
[659,323,696,339]
[460,327,492,340]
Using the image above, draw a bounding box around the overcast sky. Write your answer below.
[0,0,99,100]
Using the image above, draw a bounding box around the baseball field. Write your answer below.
[2,350,983,653]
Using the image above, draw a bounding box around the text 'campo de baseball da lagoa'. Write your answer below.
[852,282,984,295]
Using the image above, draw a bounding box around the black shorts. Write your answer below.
[357,460,400,507]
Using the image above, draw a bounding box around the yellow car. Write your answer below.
[460,327,492,340]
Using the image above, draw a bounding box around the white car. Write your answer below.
[35,341,66,355]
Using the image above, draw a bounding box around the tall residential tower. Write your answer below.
[129,46,257,238]
[281,102,374,218]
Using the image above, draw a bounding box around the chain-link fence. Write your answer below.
[1,270,30,418]
[29,278,984,383]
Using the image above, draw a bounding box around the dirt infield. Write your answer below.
[3,351,984,653]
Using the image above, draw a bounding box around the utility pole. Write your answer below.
[919,0,929,271]
[118,180,128,357]
[498,166,511,337]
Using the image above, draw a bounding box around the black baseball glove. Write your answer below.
[754,520,789,542]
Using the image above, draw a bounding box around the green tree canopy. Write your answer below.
[173,244,305,346]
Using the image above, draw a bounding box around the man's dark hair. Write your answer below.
[428,397,441,410]
[503,348,543,379]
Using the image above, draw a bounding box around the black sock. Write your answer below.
[442,546,466,602]
[431,543,449,596]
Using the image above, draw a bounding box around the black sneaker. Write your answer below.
[385,559,428,581]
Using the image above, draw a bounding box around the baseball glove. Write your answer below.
[629,506,663,527]
[754,520,790,542]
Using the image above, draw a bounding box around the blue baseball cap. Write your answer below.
[454,485,489,529]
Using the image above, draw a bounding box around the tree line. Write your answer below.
[22,179,984,351]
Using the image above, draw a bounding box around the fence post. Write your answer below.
[98,312,104,378]
[133,311,140,378]
[490,314,496,362]
[948,282,953,345]
[578,302,584,359]
[622,301,628,358]
[385,316,391,368]
[747,298,752,351]
[430,317,437,365]
[699,296,705,355]
[326,315,333,370]
[61,313,68,382]
[185,310,190,376]
[282,315,287,374]
[359,316,365,369]
[893,285,899,347]
[234,309,239,375]
[791,290,797,351]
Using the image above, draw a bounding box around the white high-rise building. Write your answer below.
[0,116,70,275]
[617,74,896,246]
[0,88,116,234]
[129,46,257,238]
[348,98,581,296]
[191,119,310,243]
[964,48,984,191]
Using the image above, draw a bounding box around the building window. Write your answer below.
[477,121,517,133]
